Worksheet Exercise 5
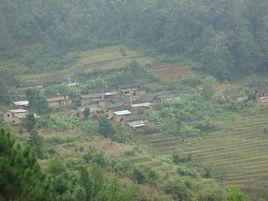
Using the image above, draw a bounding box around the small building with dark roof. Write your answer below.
[119,84,145,96]
[80,93,105,107]
[123,114,148,130]
[3,109,28,125]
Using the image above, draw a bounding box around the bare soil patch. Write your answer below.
[152,62,193,80]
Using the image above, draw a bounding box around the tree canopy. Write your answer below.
[0,129,51,201]
[0,0,267,80]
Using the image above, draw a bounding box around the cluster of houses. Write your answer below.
[4,80,268,130]
[3,83,164,130]
[78,84,154,130]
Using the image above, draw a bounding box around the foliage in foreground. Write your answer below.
[0,129,51,201]
[0,129,143,201]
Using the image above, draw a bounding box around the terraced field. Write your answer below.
[18,45,154,83]
[68,45,153,74]
[135,106,268,195]
[119,151,177,178]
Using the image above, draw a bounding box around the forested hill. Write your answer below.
[0,0,268,80]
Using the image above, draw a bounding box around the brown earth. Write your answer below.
[152,62,193,80]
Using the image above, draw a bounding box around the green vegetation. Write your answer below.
[0,129,51,200]
[149,92,212,137]
[0,129,145,201]
[137,106,268,199]
[98,116,116,140]
[83,108,90,121]
[26,89,49,115]
[227,186,249,201]
[1,0,268,80]
[1,0,268,200]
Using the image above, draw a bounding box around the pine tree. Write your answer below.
[27,129,43,158]
[98,116,116,140]
[22,114,37,132]
[0,129,52,200]
[83,108,90,121]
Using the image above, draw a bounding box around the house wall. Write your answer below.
[3,112,23,125]
[113,115,123,123]
[258,96,268,104]
[81,99,102,107]
[48,101,61,107]
[106,109,114,119]
[98,100,107,109]
[48,100,70,107]
[257,92,268,98]
[126,123,145,131]
[134,89,146,96]
[80,99,90,107]
[3,112,15,123]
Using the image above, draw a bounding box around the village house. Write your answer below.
[123,114,148,130]
[106,105,130,119]
[3,109,28,125]
[104,91,118,100]
[80,93,106,108]
[119,84,145,96]
[107,104,132,122]
[256,90,268,98]
[46,95,71,107]
[113,110,132,123]
[258,96,268,104]
[256,90,268,104]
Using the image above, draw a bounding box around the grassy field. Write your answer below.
[134,105,268,196]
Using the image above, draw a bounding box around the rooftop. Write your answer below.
[104,91,118,96]
[13,101,29,106]
[126,120,147,128]
[10,109,28,113]
[114,110,131,116]
[80,93,103,99]
[124,114,146,122]
[131,102,153,108]
[119,84,143,90]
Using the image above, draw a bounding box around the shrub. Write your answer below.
[177,164,197,178]
[163,179,194,201]
[46,136,77,144]
[172,153,181,165]
[226,186,249,201]
[131,165,158,184]
[204,166,212,178]
[83,149,107,167]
